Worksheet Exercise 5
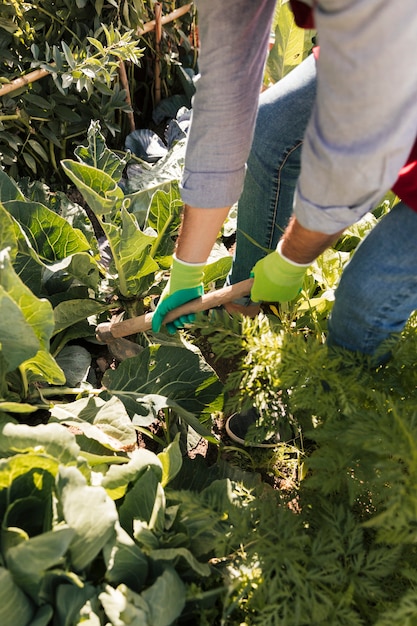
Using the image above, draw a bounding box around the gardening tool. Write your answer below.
[95,278,253,359]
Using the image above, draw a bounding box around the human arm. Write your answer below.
[152,0,276,330]
[180,0,276,209]
[293,0,417,234]
[151,205,230,332]
[250,216,343,303]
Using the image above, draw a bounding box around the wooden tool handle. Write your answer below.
[96,278,253,341]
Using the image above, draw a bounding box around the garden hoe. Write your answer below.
[95,278,253,360]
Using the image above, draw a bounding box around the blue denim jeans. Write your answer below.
[328,202,417,355]
[227,54,317,287]
[227,55,417,356]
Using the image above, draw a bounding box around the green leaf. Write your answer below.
[0,285,40,372]
[21,349,66,386]
[203,254,233,286]
[5,200,91,262]
[145,185,183,262]
[43,251,101,291]
[23,93,54,110]
[102,345,223,424]
[0,421,80,466]
[61,41,76,69]
[54,345,91,386]
[119,467,165,535]
[102,448,163,500]
[22,152,37,174]
[0,250,58,375]
[74,120,129,181]
[53,298,112,335]
[101,207,158,297]
[0,202,19,260]
[50,395,137,452]
[266,2,306,82]
[141,568,186,626]
[99,584,148,625]
[150,546,211,577]
[158,433,182,487]
[0,251,54,347]
[105,526,149,592]
[61,159,125,218]
[55,580,97,626]
[0,566,35,626]
[27,139,48,161]
[56,465,118,571]
[6,527,76,601]
[0,402,38,414]
[126,141,186,220]
[0,169,25,203]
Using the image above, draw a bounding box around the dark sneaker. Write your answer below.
[225,407,288,448]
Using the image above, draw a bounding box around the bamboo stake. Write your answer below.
[0,67,50,98]
[137,3,193,36]
[118,60,136,132]
[154,2,162,106]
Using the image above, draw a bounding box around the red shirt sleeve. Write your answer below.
[392,140,417,212]
[289,0,315,29]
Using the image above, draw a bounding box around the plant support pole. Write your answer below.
[118,61,136,132]
[154,2,162,106]
[0,68,50,97]
[137,3,193,36]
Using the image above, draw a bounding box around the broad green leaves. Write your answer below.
[0,567,35,626]
[102,344,223,438]
[265,1,315,84]
[0,416,242,625]
[61,160,125,218]
[0,250,63,387]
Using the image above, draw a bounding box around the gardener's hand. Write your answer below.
[250,241,310,303]
[152,255,205,334]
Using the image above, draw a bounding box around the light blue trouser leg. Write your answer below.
[327,202,417,356]
[227,54,317,290]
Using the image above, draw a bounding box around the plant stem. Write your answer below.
[0,114,20,121]
[35,387,102,399]
[134,426,166,448]
[18,365,29,399]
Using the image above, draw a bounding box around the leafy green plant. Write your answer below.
[0,0,197,181]
[0,417,262,626]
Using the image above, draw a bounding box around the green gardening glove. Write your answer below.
[250,242,310,303]
[152,255,205,334]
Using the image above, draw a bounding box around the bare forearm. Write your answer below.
[175,205,231,263]
[280,216,343,264]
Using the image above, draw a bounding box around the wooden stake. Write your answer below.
[0,68,50,97]
[154,2,162,106]
[137,3,193,36]
[118,60,136,132]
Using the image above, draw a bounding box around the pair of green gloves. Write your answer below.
[152,244,310,334]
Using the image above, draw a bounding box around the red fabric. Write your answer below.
[392,141,417,212]
[290,0,315,29]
